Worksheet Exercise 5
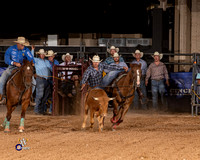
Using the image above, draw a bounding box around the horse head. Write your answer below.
[21,59,34,88]
[129,63,142,87]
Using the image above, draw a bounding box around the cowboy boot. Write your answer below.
[0,94,6,105]
[30,96,36,106]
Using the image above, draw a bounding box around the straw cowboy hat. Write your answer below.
[107,46,119,53]
[152,51,163,60]
[36,49,47,55]
[132,50,144,58]
[62,53,73,62]
[89,55,103,63]
[45,50,57,57]
[112,52,120,58]
[14,37,29,46]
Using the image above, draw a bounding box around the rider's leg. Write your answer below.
[101,70,121,87]
[0,66,15,104]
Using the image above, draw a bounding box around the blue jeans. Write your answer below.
[133,79,147,109]
[32,77,36,94]
[0,66,17,95]
[101,70,122,87]
[151,79,166,109]
[0,65,36,95]
[34,78,51,113]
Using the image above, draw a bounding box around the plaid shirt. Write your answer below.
[145,62,169,81]
[81,62,124,87]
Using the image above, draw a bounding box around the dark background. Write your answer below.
[0,0,170,38]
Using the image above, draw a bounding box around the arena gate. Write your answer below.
[52,62,88,116]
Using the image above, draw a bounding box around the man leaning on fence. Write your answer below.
[145,51,169,110]
[104,46,124,65]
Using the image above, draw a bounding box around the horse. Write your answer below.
[2,59,34,133]
[106,63,142,130]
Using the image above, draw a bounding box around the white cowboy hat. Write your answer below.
[14,37,29,46]
[107,46,119,53]
[62,53,73,62]
[45,50,57,57]
[89,55,103,63]
[152,51,163,60]
[132,50,144,58]
[36,49,47,55]
[112,52,120,58]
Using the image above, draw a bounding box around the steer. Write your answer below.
[81,88,115,132]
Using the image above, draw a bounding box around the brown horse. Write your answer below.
[2,59,34,133]
[107,63,142,130]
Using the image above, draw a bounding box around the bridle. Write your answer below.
[8,64,33,103]
[114,69,141,108]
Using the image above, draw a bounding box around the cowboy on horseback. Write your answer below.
[0,37,35,104]
[81,55,128,90]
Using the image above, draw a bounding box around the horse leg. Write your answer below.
[19,99,30,133]
[110,99,119,123]
[4,105,16,133]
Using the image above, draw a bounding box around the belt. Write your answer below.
[152,79,164,81]
[36,76,46,80]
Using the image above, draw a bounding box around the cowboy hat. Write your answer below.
[14,37,29,46]
[62,53,73,62]
[107,46,119,53]
[132,50,144,58]
[89,55,103,63]
[45,50,57,57]
[152,51,163,60]
[112,52,120,58]
[36,49,47,55]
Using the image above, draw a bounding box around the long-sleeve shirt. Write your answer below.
[145,62,169,81]
[104,62,128,73]
[4,45,35,65]
[31,49,52,80]
[131,59,147,76]
[104,56,124,65]
[81,62,124,87]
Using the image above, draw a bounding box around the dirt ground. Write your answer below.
[0,105,200,160]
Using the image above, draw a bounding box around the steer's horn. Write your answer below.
[92,97,99,101]
[109,97,115,101]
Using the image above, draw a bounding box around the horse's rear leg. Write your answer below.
[4,105,16,133]
[19,99,30,133]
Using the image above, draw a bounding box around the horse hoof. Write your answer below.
[4,128,10,133]
[18,126,24,133]
[19,129,24,133]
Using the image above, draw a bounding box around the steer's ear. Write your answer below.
[92,97,99,101]
[108,97,115,101]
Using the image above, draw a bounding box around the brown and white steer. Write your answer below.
[82,88,115,132]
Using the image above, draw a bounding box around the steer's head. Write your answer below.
[92,96,115,116]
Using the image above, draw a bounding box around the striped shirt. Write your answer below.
[145,62,169,81]
[81,62,124,87]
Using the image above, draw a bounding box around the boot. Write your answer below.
[30,96,36,106]
[0,94,6,105]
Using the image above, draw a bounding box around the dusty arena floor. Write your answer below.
[0,105,200,160]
